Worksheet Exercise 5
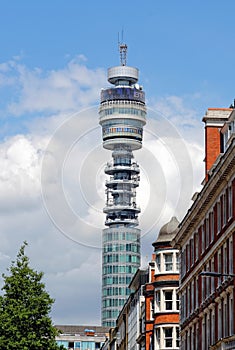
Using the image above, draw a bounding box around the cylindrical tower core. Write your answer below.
[100,48,146,327]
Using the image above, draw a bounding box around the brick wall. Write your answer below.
[202,108,232,181]
[205,125,221,178]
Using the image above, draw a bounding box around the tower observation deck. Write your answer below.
[99,45,146,327]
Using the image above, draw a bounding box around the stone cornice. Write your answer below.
[172,139,235,248]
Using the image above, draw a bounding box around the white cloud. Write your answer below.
[0,56,106,117]
[0,57,205,325]
[0,252,10,261]
[0,135,44,212]
[149,94,205,144]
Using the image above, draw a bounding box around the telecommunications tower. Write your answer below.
[99,44,146,327]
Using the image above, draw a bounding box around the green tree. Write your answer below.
[0,242,65,350]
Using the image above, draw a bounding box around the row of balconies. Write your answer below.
[103,203,140,213]
[104,162,140,175]
[105,217,138,226]
[105,177,140,188]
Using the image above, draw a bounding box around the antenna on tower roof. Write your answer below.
[118,30,127,66]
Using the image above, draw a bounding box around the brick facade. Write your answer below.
[203,108,232,180]
[143,217,180,350]
[173,108,235,349]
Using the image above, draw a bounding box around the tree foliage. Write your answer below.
[0,242,64,350]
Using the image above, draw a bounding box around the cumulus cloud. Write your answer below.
[149,94,205,144]
[0,135,43,212]
[0,56,205,324]
[0,56,106,117]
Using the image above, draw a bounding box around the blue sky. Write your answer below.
[1,0,235,116]
[0,0,234,325]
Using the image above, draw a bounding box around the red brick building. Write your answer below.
[203,108,232,180]
[144,217,180,350]
[173,108,235,349]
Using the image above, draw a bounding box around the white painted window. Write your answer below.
[155,328,160,349]
[156,254,161,272]
[176,292,180,311]
[164,290,173,310]
[164,253,173,271]
[155,290,160,312]
[164,327,173,347]
[155,250,179,274]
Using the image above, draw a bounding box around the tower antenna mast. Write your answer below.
[118,30,127,66]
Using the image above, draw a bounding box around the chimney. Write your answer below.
[202,108,232,181]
